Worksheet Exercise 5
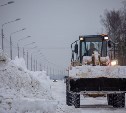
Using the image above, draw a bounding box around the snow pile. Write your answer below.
[0,49,10,62]
[0,50,57,113]
[12,56,27,71]
[0,59,52,99]
[69,65,126,78]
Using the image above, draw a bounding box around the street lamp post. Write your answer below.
[30,46,37,71]
[1,18,21,51]
[36,60,37,71]
[25,46,37,71]
[10,28,26,59]
[31,53,32,70]
[17,36,31,58]
[23,42,35,69]
[34,59,35,71]
[31,49,42,71]
[27,50,28,69]
[23,42,35,58]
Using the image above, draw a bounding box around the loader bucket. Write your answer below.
[70,78,126,92]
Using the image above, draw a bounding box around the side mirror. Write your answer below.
[74,43,78,54]
[108,40,112,48]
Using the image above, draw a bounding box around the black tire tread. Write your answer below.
[73,93,80,108]
[107,94,113,106]
[113,93,125,108]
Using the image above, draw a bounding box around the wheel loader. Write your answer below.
[66,34,126,108]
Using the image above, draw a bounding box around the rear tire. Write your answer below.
[66,78,73,106]
[73,93,80,108]
[66,91,73,106]
[107,94,113,106]
[113,93,125,108]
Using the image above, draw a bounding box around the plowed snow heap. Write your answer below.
[66,35,126,108]
[0,49,51,99]
[0,49,56,113]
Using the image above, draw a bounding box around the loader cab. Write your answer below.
[71,35,109,64]
[79,35,108,63]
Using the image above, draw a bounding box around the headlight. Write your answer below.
[80,37,83,41]
[104,36,108,40]
[111,60,118,66]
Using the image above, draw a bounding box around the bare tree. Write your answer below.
[101,10,122,42]
[101,2,126,65]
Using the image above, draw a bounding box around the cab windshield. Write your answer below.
[81,41,107,57]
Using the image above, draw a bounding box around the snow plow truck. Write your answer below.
[66,34,126,108]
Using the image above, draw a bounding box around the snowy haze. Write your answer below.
[0,0,124,70]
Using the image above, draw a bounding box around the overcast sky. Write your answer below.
[0,0,124,72]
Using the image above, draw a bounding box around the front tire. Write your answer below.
[113,93,125,108]
[73,93,80,108]
[107,94,113,106]
[66,91,73,106]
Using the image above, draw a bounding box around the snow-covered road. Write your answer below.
[51,80,126,113]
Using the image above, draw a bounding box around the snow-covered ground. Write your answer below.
[51,80,79,113]
[0,49,126,113]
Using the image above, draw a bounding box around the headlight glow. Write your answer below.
[104,36,109,40]
[80,37,83,41]
[111,60,118,66]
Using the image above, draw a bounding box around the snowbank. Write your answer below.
[0,50,57,113]
[0,49,10,62]
[0,58,52,99]
[12,56,27,71]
